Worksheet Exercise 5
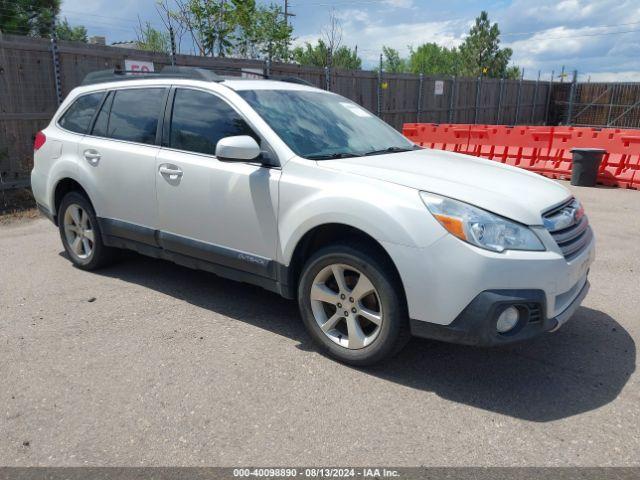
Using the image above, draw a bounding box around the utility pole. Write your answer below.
[284,0,295,26]
[283,0,295,59]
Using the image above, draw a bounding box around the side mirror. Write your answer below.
[215,135,261,162]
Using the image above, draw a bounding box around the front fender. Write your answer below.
[278,159,447,265]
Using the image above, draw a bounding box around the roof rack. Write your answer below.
[81,65,316,88]
[275,76,315,87]
[81,66,223,85]
[202,66,316,87]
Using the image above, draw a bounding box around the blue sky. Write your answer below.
[59,0,640,81]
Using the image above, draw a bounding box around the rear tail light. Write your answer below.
[34,131,46,151]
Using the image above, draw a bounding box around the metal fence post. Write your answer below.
[264,58,271,78]
[496,77,504,124]
[50,18,63,106]
[417,73,424,123]
[607,84,616,126]
[566,70,577,125]
[474,76,481,124]
[376,53,382,117]
[169,26,177,66]
[515,69,524,125]
[324,66,330,91]
[544,70,554,125]
[531,70,540,124]
[448,76,456,123]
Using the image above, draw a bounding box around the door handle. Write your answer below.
[159,165,183,180]
[83,149,101,166]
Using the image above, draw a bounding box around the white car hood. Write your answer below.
[322,148,571,225]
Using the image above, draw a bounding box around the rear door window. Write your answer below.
[106,88,166,145]
[58,92,104,134]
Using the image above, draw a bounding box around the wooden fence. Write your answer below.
[0,33,553,186]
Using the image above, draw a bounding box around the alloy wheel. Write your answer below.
[309,263,383,349]
[63,204,95,260]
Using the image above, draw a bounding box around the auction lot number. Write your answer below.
[233,468,399,478]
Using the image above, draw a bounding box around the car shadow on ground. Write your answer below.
[83,251,636,423]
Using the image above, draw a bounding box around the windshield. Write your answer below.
[237,89,415,159]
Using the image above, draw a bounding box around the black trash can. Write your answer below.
[570,148,606,187]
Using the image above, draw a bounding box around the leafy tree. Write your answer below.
[242,3,293,62]
[458,11,514,78]
[384,13,519,78]
[0,0,60,37]
[171,0,292,59]
[407,43,459,75]
[292,10,360,70]
[136,20,170,54]
[504,65,521,80]
[332,45,361,70]
[172,0,237,56]
[55,17,87,42]
[292,40,361,70]
[382,46,406,73]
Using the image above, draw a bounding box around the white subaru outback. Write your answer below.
[31,67,595,365]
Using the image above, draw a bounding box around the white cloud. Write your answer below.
[581,71,640,82]
[495,0,640,78]
[293,7,466,66]
[348,20,465,62]
[382,0,414,7]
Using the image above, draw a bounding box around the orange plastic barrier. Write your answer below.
[403,123,640,190]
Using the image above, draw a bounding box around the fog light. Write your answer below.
[496,306,520,333]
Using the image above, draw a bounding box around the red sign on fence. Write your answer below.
[124,59,155,74]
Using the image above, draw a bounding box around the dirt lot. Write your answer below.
[0,181,638,466]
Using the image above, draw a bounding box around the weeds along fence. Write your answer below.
[0,32,554,188]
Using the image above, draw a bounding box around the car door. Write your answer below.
[155,87,280,279]
[77,87,168,245]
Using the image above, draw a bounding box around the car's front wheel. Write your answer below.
[297,242,410,366]
[58,191,115,270]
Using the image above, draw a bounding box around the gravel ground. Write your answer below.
[0,181,638,467]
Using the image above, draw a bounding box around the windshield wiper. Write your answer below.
[306,152,362,160]
[363,146,420,156]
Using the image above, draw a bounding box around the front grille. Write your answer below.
[543,198,593,261]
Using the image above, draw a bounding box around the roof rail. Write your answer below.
[275,76,315,87]
[81,65,316,88]
[81,66,223,86]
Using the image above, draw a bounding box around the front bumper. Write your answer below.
[384,222,595,346]
[410,279,590,346]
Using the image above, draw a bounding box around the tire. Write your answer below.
[297,242,410,366]
[58,191,116,270]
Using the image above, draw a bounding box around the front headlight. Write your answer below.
[420,192,545,253]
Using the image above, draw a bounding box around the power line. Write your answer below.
[508,28,640,41]
[502,20,640,37]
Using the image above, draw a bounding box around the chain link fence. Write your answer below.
[553,82,640,128]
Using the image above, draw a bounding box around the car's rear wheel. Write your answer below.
[58,191,115,270]
[298,242,410,366]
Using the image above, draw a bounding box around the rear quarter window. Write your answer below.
[58,92,104,134]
